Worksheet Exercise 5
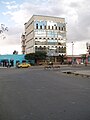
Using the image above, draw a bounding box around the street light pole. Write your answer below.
[71,42,74,64]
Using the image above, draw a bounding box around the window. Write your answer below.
[55,50,57,53]
[35,46,38,50]
[63,26,66,31]
[58,43,61,45]
[40,25,42,29]
[48,26,50,29]
[44,25,46,29]
[52,26,54,30]
[55,26,57,30]
[36,24,38,29]
[59,27,60,30]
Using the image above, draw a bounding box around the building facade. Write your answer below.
[23,15,67,59]
[0,54,25,67]
[66,41,90,63]
[21,34,26,54]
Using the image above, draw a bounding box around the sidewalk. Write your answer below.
[62,70,90,78]
[73,70,90,77]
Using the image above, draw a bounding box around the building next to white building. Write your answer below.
[66,41,90,64]
[21,15,67,62]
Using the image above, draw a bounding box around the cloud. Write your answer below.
[62,0,90,42]
[1,1,16,5]
[0,0,90,54]
[0,44,22,54]
[6,4,18,10]
[1,1,18,10]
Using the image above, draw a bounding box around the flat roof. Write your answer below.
[33,14,65,20]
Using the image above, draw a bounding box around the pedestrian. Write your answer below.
[85,61,87,66]
[6,62,9,68]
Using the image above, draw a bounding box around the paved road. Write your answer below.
[0,67,90,120]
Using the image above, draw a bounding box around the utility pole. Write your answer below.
[71,41,74,65]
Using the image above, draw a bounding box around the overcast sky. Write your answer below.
[0,0,90,54]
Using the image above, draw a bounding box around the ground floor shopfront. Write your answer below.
[0,54,90,67]
[0,54,25,67]
[67,55,90,64]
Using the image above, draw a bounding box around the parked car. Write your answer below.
[17,63,31,68]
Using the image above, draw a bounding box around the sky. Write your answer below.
[0,0,90,54]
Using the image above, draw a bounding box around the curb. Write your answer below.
[72,72,90,78]
[62,70,90,78]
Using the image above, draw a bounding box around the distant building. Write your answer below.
[22,15,67,62]
[21,34,26,54]
[86,42,90,54]
[66,41,90,64]
[0,54,25,67]
[67,55,82,64]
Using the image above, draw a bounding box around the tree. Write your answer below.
[25,51,47,63]
[59,54,65,64]
[13,50,18,54]
[35,51,47,61]
[0,24,8,39]
[81,54,86,63]
[25,53,35,60]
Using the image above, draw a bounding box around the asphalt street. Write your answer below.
[0,66,90,120]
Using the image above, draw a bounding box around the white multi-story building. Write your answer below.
[23,15,67,59]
